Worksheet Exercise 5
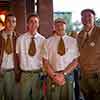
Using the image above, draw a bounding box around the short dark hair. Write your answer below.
[81,9,95,16]
[5,13,16,21]
[27,13,39,23]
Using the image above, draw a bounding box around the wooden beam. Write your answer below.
[37,0,53,38]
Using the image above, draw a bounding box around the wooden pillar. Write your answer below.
[14,0,35,34]
[14,0,26,34]
[37,0,53,38]
[26,0,35,15]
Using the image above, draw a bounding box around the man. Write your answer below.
[77,9,100,100]
[42,18,79,100]
[0,14,17,100]
[16,13,46,100]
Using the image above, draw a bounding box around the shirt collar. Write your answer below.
[54,33,66,38]
[84,26,95,36]
[26,32,38,38]
[2,29,14,38]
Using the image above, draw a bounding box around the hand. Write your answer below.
[0,69,4,77]
[52,73,65,86]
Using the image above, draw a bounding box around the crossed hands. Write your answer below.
[51,72,65,86]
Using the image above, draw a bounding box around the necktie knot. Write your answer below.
[7,34,10,37]
[28,37,36,56]
[31,36,34,39]
[85,32,89,41]
[57,37,65,56]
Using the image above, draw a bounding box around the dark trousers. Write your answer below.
[80,73,100,100]
[74,68,80,100]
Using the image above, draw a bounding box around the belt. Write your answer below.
[55,70,64,73]
[4,69,14,72]
[21,69,41,73]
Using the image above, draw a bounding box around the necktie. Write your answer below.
[57,37,65,56]
[85,32,89,42]
[28,37,36,56]
[5,34,13,54]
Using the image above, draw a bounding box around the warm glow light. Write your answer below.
[0,14,5,22]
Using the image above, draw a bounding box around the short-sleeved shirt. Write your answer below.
[1,31,14,70]
[43,34,79,71]
[16,32,45,71]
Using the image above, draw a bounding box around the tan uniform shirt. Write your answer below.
[78,26,100,75]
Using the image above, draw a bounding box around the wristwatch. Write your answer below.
[63,72,68,79]
[63,72,67,76]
